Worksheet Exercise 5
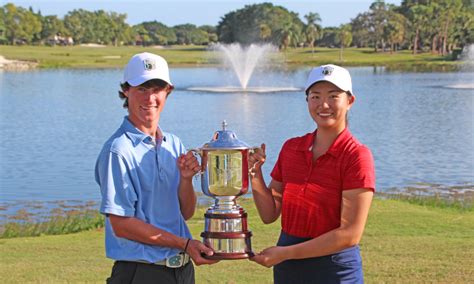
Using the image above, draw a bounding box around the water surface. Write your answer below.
[0,67,473,209]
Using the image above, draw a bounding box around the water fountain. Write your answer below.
[187,43,300,93]
[444,44,474,89]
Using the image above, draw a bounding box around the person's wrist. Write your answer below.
[178,237,188,251]
[281,246,293,261]
[183,238,191,253]
[250,169,263,179]
[180,175,194,182]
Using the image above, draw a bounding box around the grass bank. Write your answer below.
[0,198,473,283]
[0,45,464,70]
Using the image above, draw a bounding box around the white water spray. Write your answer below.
[214,43,275,89]
[445,44,474,89]
[187,43,300,93]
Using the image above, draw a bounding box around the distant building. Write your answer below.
[47,33,74,46]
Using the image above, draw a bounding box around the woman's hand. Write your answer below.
[177,151,200,179]
[250,246,288,268]
[249,143,266,176]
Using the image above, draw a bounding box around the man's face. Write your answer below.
[124,84,168,133]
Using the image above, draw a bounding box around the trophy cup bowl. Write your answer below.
[192,121,254,260]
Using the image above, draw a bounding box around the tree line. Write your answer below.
[0,0,472,56]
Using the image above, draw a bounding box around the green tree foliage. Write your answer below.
[318,27,339,47]
[64,9,131,45]
[1,1,471,55]
[173,24,209,45]
[134,21,176,46]
[407,4,431,54]
[350,12,372,48]
[199,25,218,44]
[216,3,304,48]
[384,9,407,53]
[41,15,67,44]
[2,3,41,44]
[304,12,322,52]
[337,24,353,61]
[399,0,471,54]
[0,6,8,44]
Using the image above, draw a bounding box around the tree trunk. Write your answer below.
[340,45,343,61]
[431,35,437,54]
[442,19,449,56]
[438,35,443,55]
[413,27,419,55]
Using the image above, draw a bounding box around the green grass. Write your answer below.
[0,209,104,238]
[0,45,466,70]
[0,198,473,283]
[0,45,213,68]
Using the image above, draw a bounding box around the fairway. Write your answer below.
[1,198,473,283]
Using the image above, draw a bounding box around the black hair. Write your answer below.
[118,79,173,108]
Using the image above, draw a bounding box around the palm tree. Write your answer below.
[408,4,430,54]
[278,21,297,50]
[304,12,322,53]
[385,11,407,54]
[337,24,352,61]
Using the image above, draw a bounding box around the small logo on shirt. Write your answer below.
[322,66,334,76]
[143,59,156,71]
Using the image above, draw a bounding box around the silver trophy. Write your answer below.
[192,121,254,259]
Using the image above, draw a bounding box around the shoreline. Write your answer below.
[0,45,468,71]
[1,184,472,227]
[0,55,38,71]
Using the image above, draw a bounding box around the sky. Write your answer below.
[5,0,402,27]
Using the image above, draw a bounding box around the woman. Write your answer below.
[249,64,375,283]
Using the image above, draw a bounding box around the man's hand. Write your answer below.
[178,151,200,179]
[186,239,219,266]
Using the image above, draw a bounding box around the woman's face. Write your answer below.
[307,81,355,131]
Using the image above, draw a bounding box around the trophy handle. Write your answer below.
[189,148,205,176]
[248,146,261,177]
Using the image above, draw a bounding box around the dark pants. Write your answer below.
[106,261,195,284]
[274,232,364,284]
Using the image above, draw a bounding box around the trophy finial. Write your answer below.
[222,120,228,130]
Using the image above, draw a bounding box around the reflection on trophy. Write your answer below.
[193,121,254,259]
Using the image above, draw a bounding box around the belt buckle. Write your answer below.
[165,254,184,268]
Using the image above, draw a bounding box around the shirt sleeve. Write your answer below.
[96,150,138,216]
[270,143,286,182]
[342,145,376,192]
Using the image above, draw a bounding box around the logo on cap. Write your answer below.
[143,59,156,71]
[322,66,334,76]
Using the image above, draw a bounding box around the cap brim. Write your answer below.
[305,78,351,95]
[126,74,173,87]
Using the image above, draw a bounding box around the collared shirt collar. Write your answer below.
[121,116,166,147]
[297,127,351,158]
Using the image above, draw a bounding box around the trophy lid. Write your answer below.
[201,120,250,150]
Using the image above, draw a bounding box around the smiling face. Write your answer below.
[307,81,355,132]
[123,80,171,135]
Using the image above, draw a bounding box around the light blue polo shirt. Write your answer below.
[95,116,192,262]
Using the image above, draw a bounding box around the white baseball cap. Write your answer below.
[122,52,173,87]
[305,64,353,95]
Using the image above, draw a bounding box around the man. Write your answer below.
[95,52,217,284]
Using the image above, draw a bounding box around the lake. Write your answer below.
[0,66,473,217]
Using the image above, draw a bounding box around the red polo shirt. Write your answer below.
[271,128,375,238]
